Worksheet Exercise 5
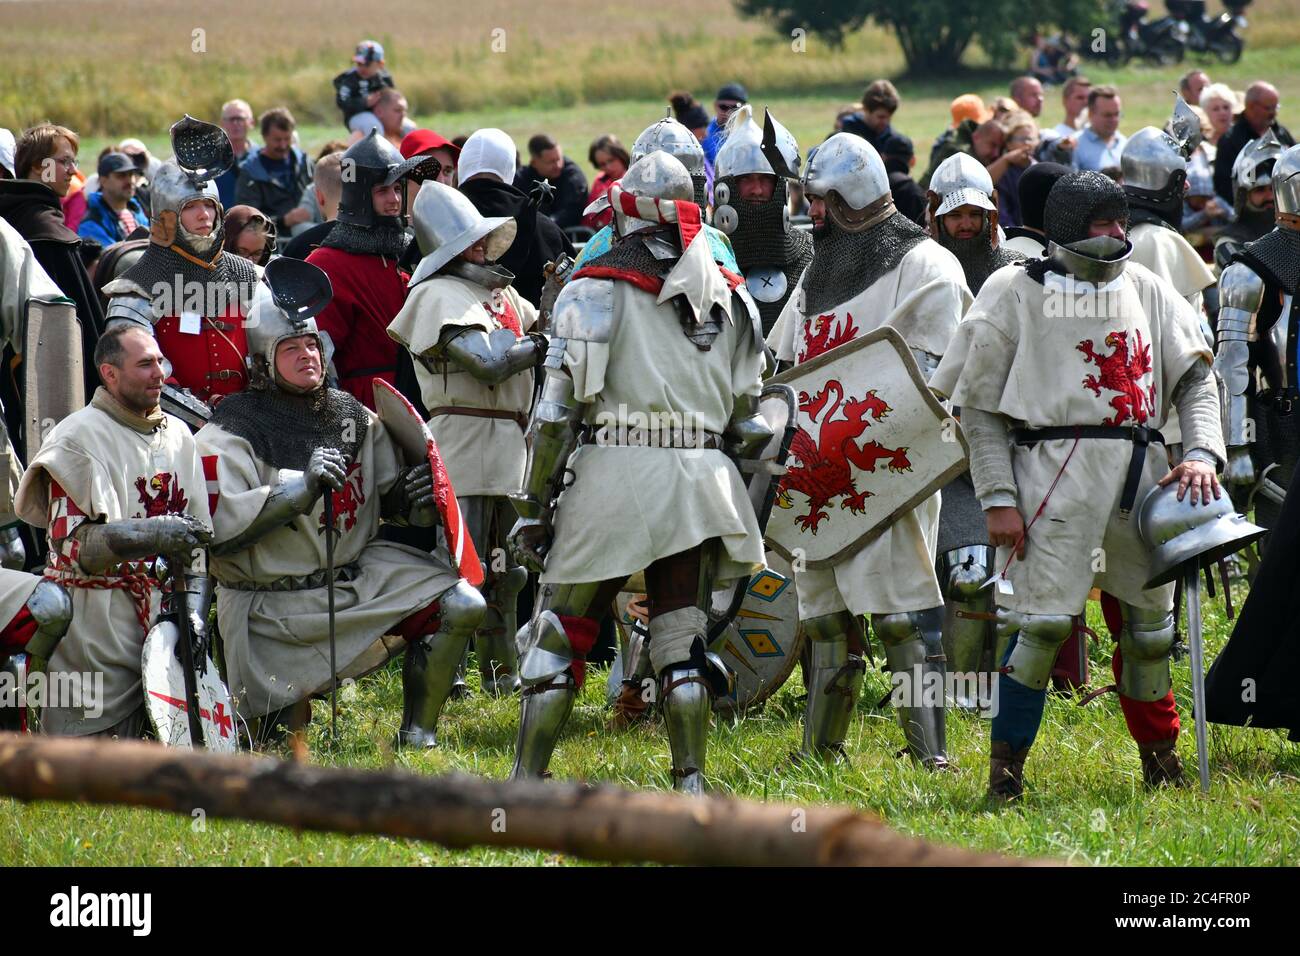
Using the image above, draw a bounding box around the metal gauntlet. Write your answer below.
[382,465,438,528]
[724,392,774,460]
[440,327,546,387]
[210,471,317,556]
[1213,263,1263,452]
[509,340,586,524]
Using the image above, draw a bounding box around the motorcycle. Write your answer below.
[1167,0,1250,64]
[1121,0,1188,66]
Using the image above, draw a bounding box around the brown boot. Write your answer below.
[988,741,1029,802]
[1138,739,1186,788]
[610,681,651,728]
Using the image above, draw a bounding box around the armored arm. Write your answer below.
[910,348,942,384]
[381,464,438,528]
[1171,359,1227,470]
[209,448,347,556]
[74,515,212,575]
[1213,262,1265,485]
[104,294,157,331]
[724,392,774,460]
[438,326,546,386]
[960,406,1018,510]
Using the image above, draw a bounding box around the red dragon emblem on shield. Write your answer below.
[1076,330,1156,426]
[319,462,366,533]
[135,473,189,517]
[775,380,912,533]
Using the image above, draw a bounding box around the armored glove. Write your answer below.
[1223,448,1255,488]
[384,464,438,527]
[509,516,552,573]
[306,447,348,498]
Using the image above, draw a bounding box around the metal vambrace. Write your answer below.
[724,392,774,460]
[439,326,545,387]
[210,471,317,557]
[1117,604,1175,702]
[1002,613,1074,690]
[73,518,198,575]
[1213,263,1264,454]
[509,341,586,523]
[0,525,25,571]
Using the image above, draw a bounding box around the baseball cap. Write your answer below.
[716,82,749,106]
[400,128,461,161]
[458,128,517,184]
[354,40,385,65]
[98,151,139,177]
[950,94,992,127]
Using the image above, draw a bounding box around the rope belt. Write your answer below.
[1013,424,1165,517]
[220,561,361,592]
[428,406,529,430]
[44,565,158,633]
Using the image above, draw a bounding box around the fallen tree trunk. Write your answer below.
[0,733,1050,866]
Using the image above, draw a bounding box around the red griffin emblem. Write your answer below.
[319,462,365,533]
[1076,330,1157,426]
[776,381,912,532]
[798,312,860,365]
[135,473,189,516]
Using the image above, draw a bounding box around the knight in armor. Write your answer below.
[1001,162,1072,259]
[926,152,1023,708]
[571,117,741,281]
[388,181,545,696]
[195,258,484,744]
[1214,142,1300,530]
[710,106,813,337]
[767,133,971,765]
[307,129,430,408]
[0,570,72,732]
[14,323,213,738]
[102,117,259,414]
[507,151,768,793]
[932,171,1226,798]
[1213,130,1285,269]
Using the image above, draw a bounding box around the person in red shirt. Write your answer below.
[307,130,428,408]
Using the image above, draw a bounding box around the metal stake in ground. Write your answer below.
[1184,565,1210,792]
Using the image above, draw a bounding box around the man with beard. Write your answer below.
[710,106,812,338]
[1213,143,1300,531]
[507,152,767,794]
[932,171,1225,798]
[389,181,544,696]
[102,117,259,413]
[197,258,484,743]
[1214,130,1285,268]
[14,324,213,738]
[767,133,970,765]
[307,129,428,408]
[927,152,1025,295]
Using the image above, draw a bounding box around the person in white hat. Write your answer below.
[927,152,1025,295]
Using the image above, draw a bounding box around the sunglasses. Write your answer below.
[717,102,742,113]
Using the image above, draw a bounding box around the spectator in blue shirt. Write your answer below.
[701,82,747,166]
[77,152,147,247]
[235,107,314,235]
[1072,86,1128,172]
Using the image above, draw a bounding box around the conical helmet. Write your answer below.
[407,180,517,288]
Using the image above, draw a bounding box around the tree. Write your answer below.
[736,0,1109,75]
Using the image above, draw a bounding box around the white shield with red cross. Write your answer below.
[372,378,484,586]
[142,620,239,751]
[765,326,969,569]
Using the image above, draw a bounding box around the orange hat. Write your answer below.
[950,94,992,127]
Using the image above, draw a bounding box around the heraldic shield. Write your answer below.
[142,620,239,752]
[765,326,969,569]
[372,378,484,587]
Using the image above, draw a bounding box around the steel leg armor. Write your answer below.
[1001,613,1075,691]
[462,496,526,696]
[872,607,948,767]
[1116,603,1176,702]
[397,581,485,749]
[649,605,730,795]
[510,672,577,780]
[799,611,866,758]
[939,545,995,710]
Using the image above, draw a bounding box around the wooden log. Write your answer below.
[0,733,1051,866]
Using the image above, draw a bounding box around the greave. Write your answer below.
[873,609,948,768]
[476,566,526,696]
[800,612,865,757]
[659,667,713,795]
[510,673,576,780]
[397,629,472,749]
[940,546,994,710]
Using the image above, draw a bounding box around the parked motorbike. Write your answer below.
[1167,0,1251,64]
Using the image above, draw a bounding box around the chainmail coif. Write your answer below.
[802,212,928,316]
[210,385,369,472]
[320,220,410,260]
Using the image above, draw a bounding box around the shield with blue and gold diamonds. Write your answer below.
[708,551,803,711]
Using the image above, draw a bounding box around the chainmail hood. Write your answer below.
[118,244,259,314]
[716,176,789,268]
[210,385,369,472]
[802,212,928,316]
[1044,171,1129,247]
[1239,226,1300,295]
[320,220,411,260]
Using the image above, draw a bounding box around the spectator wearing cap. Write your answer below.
[928,95,990,172]
[214,99,255,208]
[1213,81,1296,204]
[401,128,459,186]
[702,82,747,166]
[235,107,314,235]
[76,152,147,247]
[583,134,629,231]
[1001,161,1071,257]
[334,39,401,135]
[880,135,927,226]
[462,128,574,308]
[513,133,588,233]
[1071,86,1127,172]
[282,150,345,260]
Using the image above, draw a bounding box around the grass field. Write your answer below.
[3,587,1298,866]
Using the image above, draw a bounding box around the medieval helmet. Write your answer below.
[631,117,707,207]
[1231,130,1284,212]
[336,128,430,230]
[408,180,517,288]
[244,257,333,389]
[1272,142,1300,217]
[612,150,694,239]
[1138,483,1266,588]
[712,105,799,236]
[801,132,892,233]
[1121,127,1188,199]
[1043,170,1132,282]
[929,152,997,218]
[149,115,234,258]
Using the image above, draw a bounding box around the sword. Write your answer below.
[324,492,339,741]
[1184,564,1211,792]
[171,564,206,748]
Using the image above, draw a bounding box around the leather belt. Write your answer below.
[582,425,725,450]
[206,369,244,381]
[428,406,529,430]
[1013,425,1165,517]
[221,561,361,592]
